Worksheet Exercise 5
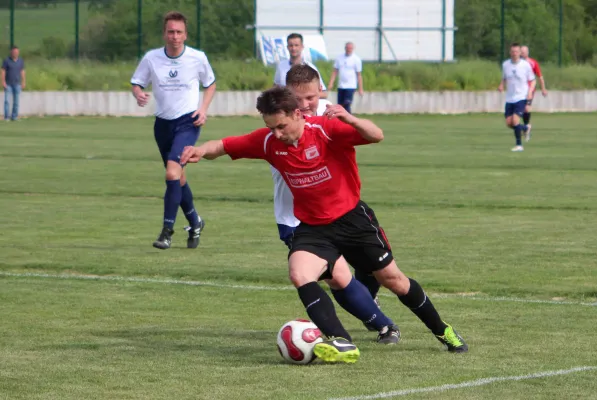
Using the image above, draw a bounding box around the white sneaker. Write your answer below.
[511,145,524,152]
[524,124,532,142]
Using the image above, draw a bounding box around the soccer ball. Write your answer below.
[276,319,323,365]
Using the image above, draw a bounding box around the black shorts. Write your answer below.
[289,200,394,280]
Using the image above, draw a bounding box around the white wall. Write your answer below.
[255,0,454,62]
[15,91,597,117]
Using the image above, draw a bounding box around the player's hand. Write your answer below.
[135,91,150,107]
[542,89,548,97]
[323,104,354,124]
[358,88,364,96]
[21,83,25,90]
[192,109,207,126]
[497,85,504,92]
[180,146,204,164]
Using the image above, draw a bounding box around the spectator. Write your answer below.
[327,42,363,113]
[2,46,25,121]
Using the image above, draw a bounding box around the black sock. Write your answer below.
[297,282,352,341]
[513,125,522,146]
[523,112,531,125]
[398,278,447,336]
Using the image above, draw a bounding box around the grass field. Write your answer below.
[1,114,596,399]
[0,2,89,51]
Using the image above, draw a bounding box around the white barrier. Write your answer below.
[16,90,597,117]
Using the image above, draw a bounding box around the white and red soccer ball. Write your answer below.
[276,319,323,365]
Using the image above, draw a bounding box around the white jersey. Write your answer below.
[502,59,535,103]
[274,59,327,92]
[271,100,332,227]
[333,53,363,89]
[131,46,216,120]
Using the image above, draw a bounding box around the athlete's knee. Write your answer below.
[373,262,410,296]
[288,252,329,287]
[165,161,183,180]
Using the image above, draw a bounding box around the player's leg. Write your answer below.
[523,99,532,142]
[343,89,355,114]
[505,103,523,152]
[173,115,205,248]
[4,85,11,120]
[339,201,468,353]
[153,118,177,249]
[289,225,360,363]
[511,101,528,150]
[325,257,399,344]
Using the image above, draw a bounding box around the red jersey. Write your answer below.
[526,57,542,78]
[222,116,371,225]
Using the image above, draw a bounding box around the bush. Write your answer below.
[22,59,597,91]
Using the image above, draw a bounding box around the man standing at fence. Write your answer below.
[327,42,363,114]
[521,45,548,141]
[274,33,327,98]
[2,46,25,121]
[131,11,216,250]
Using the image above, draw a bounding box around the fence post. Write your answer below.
[319,0,323,35]
[197,0,201,49]
[377,0,382,62]
[74,0,79,60]
[500,0,505,64]
[137,0,142,59]
[558,0,563,67]
[441,0,446,62]
[9,0,14,48]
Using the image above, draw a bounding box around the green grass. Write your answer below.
[1,114,596,399]
[0,2,89,54]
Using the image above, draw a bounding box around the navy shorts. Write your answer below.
[504,100,527,118]
[337,89,356,107]
[154,112,200,167]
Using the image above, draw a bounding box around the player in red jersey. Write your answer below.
[521,45,548,141]
[181,86,468,362]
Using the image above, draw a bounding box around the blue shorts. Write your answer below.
[504,100,527,118]
[154,112,200,167]
[277,223,297,249]
[337,89,356,107]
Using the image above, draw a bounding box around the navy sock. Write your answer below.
[180,183,200,227]
[297,282,351,341]
[163,179,182,229]
[354,269,381,299]
[523,112,531,125]
[513,125,522,145]
[332,277,393,331]
[398,278,447,336]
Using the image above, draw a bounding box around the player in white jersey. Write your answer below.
[273,33,327,98]
[498,43,536,152]
[131,11,216,249]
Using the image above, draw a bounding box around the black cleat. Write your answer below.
[377,324,401,345]
[153,227,174,250]
[435,324,468,353]
[185,219,206,249]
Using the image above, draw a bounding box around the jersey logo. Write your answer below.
[285,167,332,188]
[275,151,288,156]
[304,146,319,160]
[168,70,178,78]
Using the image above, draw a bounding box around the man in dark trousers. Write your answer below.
[2,46,26,121]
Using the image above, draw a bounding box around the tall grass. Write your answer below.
[23,58,597,91]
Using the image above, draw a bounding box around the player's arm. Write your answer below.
[327,68,338,90]
[323,104,383,143]
[181,140,226,163]
[526,66,536,100]
[181,128,271,164]
[1,67,6,89]
[536,64,548,96]
[130,55,151,107]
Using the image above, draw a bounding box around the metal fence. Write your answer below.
[0,0,577,66]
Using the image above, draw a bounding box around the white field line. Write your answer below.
[327,366,597,400]
[1,271,596,307]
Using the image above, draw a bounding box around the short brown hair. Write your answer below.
[163,11,187,31]
[287,33,303,43]
[510,42,521,48]
[256,86,300,116]
[286,64,320,87]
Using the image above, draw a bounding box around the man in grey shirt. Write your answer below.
[2,46,26,121]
